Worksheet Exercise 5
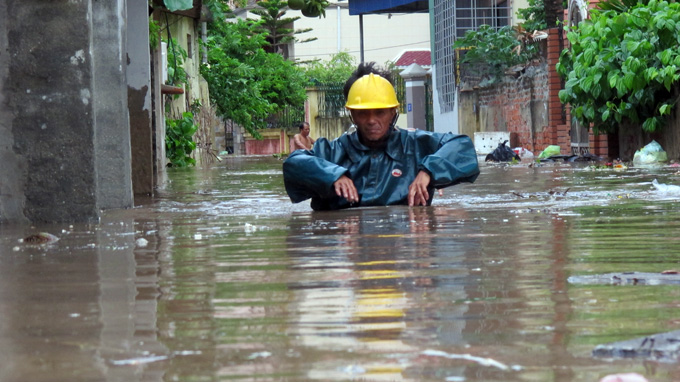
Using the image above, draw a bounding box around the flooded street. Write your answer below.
[2,155,680,382]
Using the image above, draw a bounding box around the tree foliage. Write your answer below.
[302,52,357,83]
[200,15,307,136]
[517,0,548,32]
[453,25,541,86]
[251,0,315,58]
[557,0,680,134]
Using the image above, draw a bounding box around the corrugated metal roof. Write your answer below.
[348,0,428,15]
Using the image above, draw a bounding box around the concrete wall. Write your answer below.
[0,0,133,223]
[92,0,134,211]
[165,13,197,115]
[431,65,459,134]
[127,0,154,196]
[160,13,215,167]
[0,1,27,223]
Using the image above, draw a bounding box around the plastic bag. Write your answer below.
[633,140,667,167]
[485,140,520,162]
[513,147,534,158]
[537,145,561,159]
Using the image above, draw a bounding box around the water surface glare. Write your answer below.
[2,156,680,381]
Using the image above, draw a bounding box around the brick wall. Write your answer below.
[465,27,617,159]
[475,67,547,153]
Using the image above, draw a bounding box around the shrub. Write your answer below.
[557,0,680,134]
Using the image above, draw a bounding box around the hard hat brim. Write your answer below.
[346,103,399,110]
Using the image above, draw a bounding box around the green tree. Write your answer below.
[517,0,547,32]
[303,52,357,83]
[201,16,307,136]
[251,0,315,59]
[453,25,540,86]
[557,0,680,134]
[291,0,329,18]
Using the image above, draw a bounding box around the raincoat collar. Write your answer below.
[346,128,404,162]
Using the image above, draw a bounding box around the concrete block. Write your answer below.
[474,132,511,154]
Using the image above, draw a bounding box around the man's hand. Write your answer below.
[408,171,431,206]
[334,175,359,204]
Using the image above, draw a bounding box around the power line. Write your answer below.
[295,40,430,58]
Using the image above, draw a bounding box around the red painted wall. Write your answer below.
[244,130,285,155]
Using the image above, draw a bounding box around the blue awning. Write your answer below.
[348,0,428,15]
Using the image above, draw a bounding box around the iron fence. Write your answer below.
[316,82,347,118]
[265,105,305,130]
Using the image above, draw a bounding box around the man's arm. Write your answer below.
[282,139,349,203]
[416,132,480,188]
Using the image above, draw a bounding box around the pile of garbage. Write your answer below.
[633,140,667,167]
[485,140,675,166]
[484,140,520,162]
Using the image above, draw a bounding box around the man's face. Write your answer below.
[351,108,396,144]
[301,125,310,136]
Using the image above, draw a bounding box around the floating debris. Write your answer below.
[599,373,648,382]
[422,349,512,371]
[548,188,570,197]
[568,272,680,286]
[593,329,680,363]
[109,354,170,366]
[652,179,680,195]
[20,232,59,244]
[511,188,569,198]
[247,351,272,360]
[135,238,149,247]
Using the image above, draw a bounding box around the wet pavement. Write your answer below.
[2,155,680,381]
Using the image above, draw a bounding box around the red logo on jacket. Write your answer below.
[391,169,403,177]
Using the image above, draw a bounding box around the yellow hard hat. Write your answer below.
[345,73,399,109]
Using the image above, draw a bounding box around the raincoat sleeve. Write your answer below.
[416,132,480,188]
[282,138,350,203]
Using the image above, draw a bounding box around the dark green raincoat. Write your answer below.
[283,128,480,210]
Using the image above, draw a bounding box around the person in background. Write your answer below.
[291,122,315,151]
[282,62,480,211]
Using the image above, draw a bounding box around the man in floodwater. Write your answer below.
[291,121,315,151]
[282,62,480,210]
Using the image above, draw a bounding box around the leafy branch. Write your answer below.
[557,0,680,134]
[453,25,541,86]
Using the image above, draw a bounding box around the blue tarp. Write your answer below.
[348,0,428,15]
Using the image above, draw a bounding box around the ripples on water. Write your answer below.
[2,156,680,381]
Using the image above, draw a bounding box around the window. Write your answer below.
[187,34,192,59]
[433,0,511,112]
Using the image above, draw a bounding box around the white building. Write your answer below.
[289,2,430,66]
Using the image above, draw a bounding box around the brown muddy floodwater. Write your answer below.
[2,155,680,382]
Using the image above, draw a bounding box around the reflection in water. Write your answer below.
[2,157,680,381]
[286,207,481,381]
[0,217,169,382]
